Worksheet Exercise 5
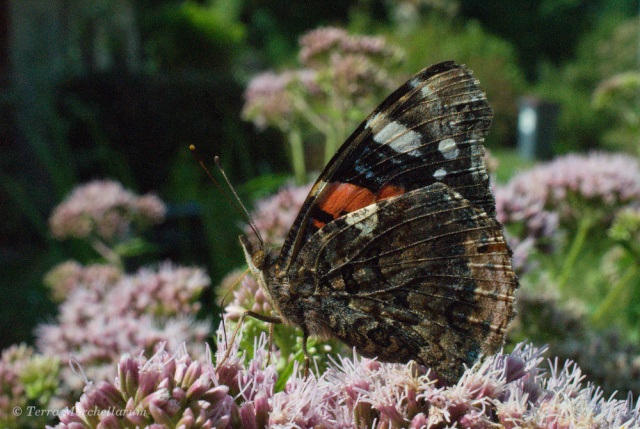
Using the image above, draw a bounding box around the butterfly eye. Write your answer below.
[252,250,266,270]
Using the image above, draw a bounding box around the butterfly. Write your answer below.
[238,61,518,384]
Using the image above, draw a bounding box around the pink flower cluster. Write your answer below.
[49,180,166,241]
[51,347,233,429]
[51,334,640,429]
[44,261,122,302]
[242,27,402,132]
[299,27,395,67]
[242,70,319,130]
[495,152,640,271]
[496,152,640,233]
[36,262,211,391]
[219,270,272,322]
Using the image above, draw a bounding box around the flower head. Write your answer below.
[496,152,640,234]
[36,263,211,393]
[49,180,166,242]
[299,27,399,68]
[242,27,403,139]
[52,347,234,429]
[43,261,122,302]
[0,345,60,429]
[495,152,640,272]
[46,333,640,428]
[242,70,320,131]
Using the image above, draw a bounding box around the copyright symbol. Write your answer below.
[13,406,22,416]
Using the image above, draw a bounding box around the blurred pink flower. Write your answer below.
[496,152,640,232]
[242,70,319,130]
[243,182,312,248]
[49,180,166,242]
[299,27,395,67]
[43,261,122,302]
[219,270,272,322]
[242,27,402,135]
[495,152,640,272]
[36,263,211,392]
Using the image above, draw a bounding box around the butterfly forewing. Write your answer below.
[288,184,516,383]
[249,61,518,385]
[277,61,495,273]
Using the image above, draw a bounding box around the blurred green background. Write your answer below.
[1,0,638,355]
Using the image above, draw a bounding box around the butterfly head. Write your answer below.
[239,235,268,276]
[239,234,288,313]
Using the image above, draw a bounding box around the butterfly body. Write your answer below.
[240,61,517,384]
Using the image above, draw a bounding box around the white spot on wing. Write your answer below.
[365,112,381,129]
[438,138,459,160]
[345,205,378,235]
[433,168,447,180]
[373,121,422,157]
[421,84,435,98]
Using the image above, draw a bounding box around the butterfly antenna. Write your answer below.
[218,268,250,348]
[189,145,264,247]
[214,155,264,247]
[220,268,250,310]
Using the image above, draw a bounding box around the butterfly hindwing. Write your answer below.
[277,61,495,274]
[287,183,516,383]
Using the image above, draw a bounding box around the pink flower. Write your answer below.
[219,270,272,322]
[243,182,313,247]
[36,263,211,392]
[299,27,395,67]
[50,347,234,429]
[43,261,122,302]
[45,334,640,428]
[495,152,640,272]
[49,180,166,242]
[496,152,640,233]
[242,27,402,136]
[242,70,319,130]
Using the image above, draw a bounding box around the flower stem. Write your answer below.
[289,127,306,184]
[592,263,638,324]
[92,239,123,268]
[557,216,594,291]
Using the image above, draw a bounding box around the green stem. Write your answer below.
[92,239,123,268]
[592,264,638,324]
[324,132,339,165]
[326,80,346,163]
[292,97,331,136]
[618,240,640,266]
[557,216,594,291]
[288,127,306,184]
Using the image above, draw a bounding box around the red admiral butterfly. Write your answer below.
[239,61,517,384]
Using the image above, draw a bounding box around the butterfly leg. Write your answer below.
[266,322,275,366]
[302,331,311,379]
[216,310,282,371]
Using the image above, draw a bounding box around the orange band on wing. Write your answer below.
[312,182,405,228]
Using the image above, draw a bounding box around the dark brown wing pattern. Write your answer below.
[287,184,517,384]
[277,61,494,274]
